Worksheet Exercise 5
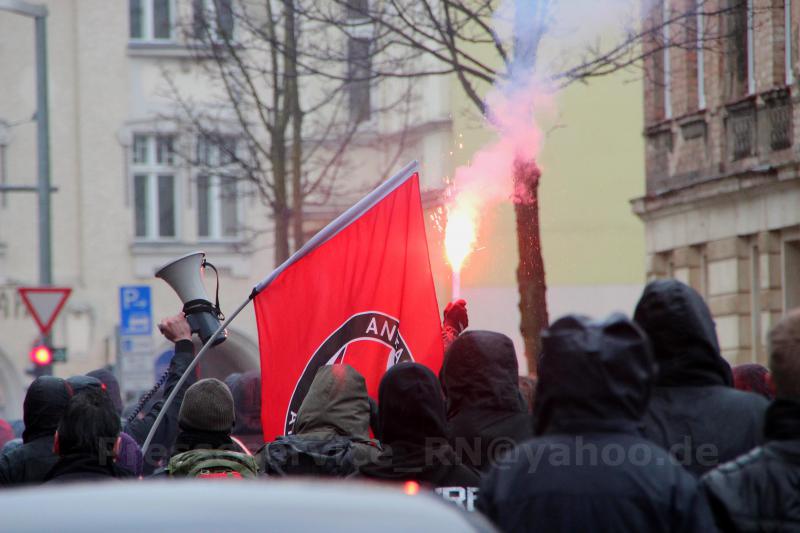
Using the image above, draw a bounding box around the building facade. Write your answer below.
[0,0,454,418]
[635,0,800,364]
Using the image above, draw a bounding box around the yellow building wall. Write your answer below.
[447,72,646,372]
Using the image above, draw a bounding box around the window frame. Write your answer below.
[192,0,237,43]
[195,135,242,242]
[131,133,180,242]
[129,0,176,43]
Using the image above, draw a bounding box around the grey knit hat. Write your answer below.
[179,378,235,432]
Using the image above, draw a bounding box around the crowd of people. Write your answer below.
[0,278,797,532]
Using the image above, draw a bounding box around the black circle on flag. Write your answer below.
[284,311,413,435]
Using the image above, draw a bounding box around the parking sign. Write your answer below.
[119,286,152,336]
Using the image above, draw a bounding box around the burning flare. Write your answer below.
[445,205,477,272]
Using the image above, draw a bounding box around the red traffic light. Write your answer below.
[30,345,53,366]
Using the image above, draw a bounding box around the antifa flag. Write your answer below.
[253,162,444,441]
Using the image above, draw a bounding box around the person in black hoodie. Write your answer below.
[0,376,71,486]
[124,313,197,474]
[478,313,714,533]
[700,308,800,530]
[359,363,480,511]
[634,279,768,475]
[44,388,132,483]
[440,331,532,472]
[226,370,264,454]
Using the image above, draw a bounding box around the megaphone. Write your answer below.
[155,251,227,346]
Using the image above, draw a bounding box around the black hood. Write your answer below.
[534,313,656,436]
[23,376,71,443]
[634,279,732,387]
[87,368,123,416]
[378,362,447,446]
[227,370,262,435]
[441,331,524,418]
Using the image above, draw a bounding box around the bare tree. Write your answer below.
[164,0,416,264]
[302,0,773,372]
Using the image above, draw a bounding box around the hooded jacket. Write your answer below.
[634,279,768,475]
[259,365,380,477]
[359,363,480,510]
[701,397,800,532]
[86,368,124,416]
[0,376,72,486]
[440,331,532,472]
[479,314,715,533]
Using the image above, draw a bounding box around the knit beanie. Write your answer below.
[178,378,235,432]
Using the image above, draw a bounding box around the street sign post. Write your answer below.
[17,287,71,335]
[118,286,154,398]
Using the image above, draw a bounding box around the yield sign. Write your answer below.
[18,287,72,336]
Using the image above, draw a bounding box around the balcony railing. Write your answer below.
[763,91,792,151]
[726,101,756,161]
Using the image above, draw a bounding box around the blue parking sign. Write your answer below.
[119,286,152,336]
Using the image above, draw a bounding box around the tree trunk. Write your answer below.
[284,0,304,252]
[513,158,548,375]
[272,138,291,264]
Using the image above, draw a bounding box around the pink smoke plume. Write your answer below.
[444,78,552,273]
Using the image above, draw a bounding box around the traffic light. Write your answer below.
[28,344,53,377]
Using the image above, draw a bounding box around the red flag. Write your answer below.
[253,163,444,441]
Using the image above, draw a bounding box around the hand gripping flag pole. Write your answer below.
[141,161,421,457]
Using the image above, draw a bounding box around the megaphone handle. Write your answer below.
[185,313,201,336]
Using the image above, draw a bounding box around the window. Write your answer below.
[192,0,234,41]
[132,134,177,240]
[786,0,794,85]
[345,0,369,19]
[724,0,753,98]
[129,0,173,41]
[196,136,240,240]
[347,38,371,123]
[696,0,706,109]
[662,0,672,118]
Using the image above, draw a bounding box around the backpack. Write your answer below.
[167,449,259,479]
[260,435,374,477]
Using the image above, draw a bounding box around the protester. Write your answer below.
[0,376,71,486]
[125,313,198,474]
[701,309,800,530]
[259,365,379,477]
[359,363,480,511]
[226,370,263,454]
[634,279,768,474]
[441,299,469,348]
[87,367,124,416]
[732,363,775,401]
[166,378,258,478]
[479,314,715,532]
[44,388,131,483]
[440,331,531,472]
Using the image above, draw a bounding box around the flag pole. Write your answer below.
[140,160,420,458]
[253,160,419,295]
